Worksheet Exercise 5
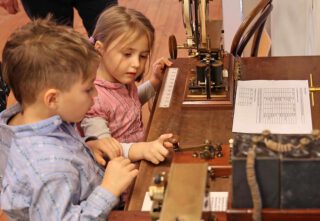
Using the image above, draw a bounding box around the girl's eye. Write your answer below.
[123,52,132,57]
[140,54,148,59]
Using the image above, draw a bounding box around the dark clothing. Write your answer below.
[0,62,10,112]
[20,0,118,36]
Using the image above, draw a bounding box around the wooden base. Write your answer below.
[117,55,320,221]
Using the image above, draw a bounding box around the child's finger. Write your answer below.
[125,162,137,172]
[108,139,123,156]
[128,169,139,179]
[101,145,117,159]
[98,138,121,158]
[163,140,173,148]
[158,133,173,143]
[162,57,173,66]
[154,152,165,162]
[150,157,160,164]
[119,157,131,166]
[154,57,172,71]
[95,153,107,166]
[161,134,179,149]
[158,147,169,157]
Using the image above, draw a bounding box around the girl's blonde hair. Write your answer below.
[92,6,155,80]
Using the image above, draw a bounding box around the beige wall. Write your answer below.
[221,0,242,53]
[271,0,320,56]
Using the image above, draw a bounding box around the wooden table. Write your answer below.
[110,55,320,221]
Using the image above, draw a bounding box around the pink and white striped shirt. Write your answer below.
[83,79,145,143]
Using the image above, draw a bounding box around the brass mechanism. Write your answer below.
[149,172,167,221]
[309,73,320,107]
[169,0,218,59]
[170,136,224,160]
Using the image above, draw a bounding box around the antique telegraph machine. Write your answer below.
[168,0,233,107]
[139,2,233,220]
[121,1,232,220]
[107,1,320,220]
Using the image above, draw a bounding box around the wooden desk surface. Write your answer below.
[128,57,234,211]
[114,55,320,221]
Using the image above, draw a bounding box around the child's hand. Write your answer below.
[162,134,177,149]
[150,57,173,89]
[86,137,123,166]
[101,157,138,197]
[143,133,173,164]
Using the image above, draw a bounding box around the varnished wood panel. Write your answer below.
[128,57,234,211]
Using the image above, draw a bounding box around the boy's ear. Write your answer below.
[43,88,60,110]
[94,40,104,54]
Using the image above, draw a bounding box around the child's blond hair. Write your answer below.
[92,6,155,81]
[2,18,100,105]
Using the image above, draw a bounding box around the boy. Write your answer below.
[0,19,171,220]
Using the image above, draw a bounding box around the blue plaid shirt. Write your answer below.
[0,104,118,220]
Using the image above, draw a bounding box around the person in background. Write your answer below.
[0,0,117,35]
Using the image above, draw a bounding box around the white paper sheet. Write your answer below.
[141,191,228,212]
[232,80,312,134]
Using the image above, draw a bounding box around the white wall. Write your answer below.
[271,0,320,56]
[221,0,242,53]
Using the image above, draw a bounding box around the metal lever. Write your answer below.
[309,73,320,107]
[170,138,223,160]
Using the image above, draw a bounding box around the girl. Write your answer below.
[81,6,172,143]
